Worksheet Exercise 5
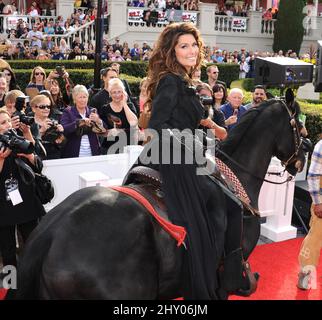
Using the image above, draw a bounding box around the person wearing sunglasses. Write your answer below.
[30,94,65,160]
[26,66,47,95]
[206,65,226,90]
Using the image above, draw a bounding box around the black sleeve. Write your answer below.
[148,74,179,131]
[212,109,227,128]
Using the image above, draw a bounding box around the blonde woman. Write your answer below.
[100,78,138,153]
[26,66,47,94]
[60,85,104,158]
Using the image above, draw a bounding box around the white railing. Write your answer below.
[214,15,249,33]
[8,20,95,49]
[260,18,276,35]
[0,14,59,33]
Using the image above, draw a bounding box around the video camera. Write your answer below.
[13,96,34,126]
[0,128,35,154]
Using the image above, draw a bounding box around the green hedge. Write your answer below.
[9,60,149,79]
[9,60,239,88]
[201,63,239,88]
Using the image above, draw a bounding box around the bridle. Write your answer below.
[278,98,303,169]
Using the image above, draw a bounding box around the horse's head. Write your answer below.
[274,89,306,176]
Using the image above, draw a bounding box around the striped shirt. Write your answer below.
[78,111,93,158]
[307,140,322,205]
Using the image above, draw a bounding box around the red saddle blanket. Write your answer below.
[110,186,187,247]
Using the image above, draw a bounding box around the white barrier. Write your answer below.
[259,157,299,242]
[42,145,143,211]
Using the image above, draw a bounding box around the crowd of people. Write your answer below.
[0,18,319,299]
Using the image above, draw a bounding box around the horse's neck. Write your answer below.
[221,130,276,209]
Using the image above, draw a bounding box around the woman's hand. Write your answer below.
[0,147,12,159]
[200,118,214,128]
[56,124,64,132]
[11,115,21,130]
[16,152,35,165]
[89,111,101,125]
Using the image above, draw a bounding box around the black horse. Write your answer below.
[8,94,306,300]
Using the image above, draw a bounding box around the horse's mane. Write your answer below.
[218,99,278,155]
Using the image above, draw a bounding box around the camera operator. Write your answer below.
[45,65,74,101]
[0,109,46,273]
[2,90,36,144]
[196,83,227,141]
[30,94,65,160]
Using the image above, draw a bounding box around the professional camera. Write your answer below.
[197,95,214,119]
[42,120,64,144]
[198,95,214,106]
[13,96,35,126]
[0,129,35,154]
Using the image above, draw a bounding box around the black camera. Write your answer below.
[197,95,214,119]
[13,96,34,126]
[198,95,214,106]
[0,129,35,154]
[43,120,64,144]
[55,65,65,77]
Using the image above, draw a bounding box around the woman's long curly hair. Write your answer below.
[145,22,204,111]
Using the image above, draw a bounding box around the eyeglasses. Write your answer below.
[35,72,44,76]
[36,105,51,109]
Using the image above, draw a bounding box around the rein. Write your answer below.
[216,148,293,185]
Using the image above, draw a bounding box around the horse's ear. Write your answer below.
[285,88,294,105]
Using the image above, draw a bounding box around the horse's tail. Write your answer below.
[5,231,52,300]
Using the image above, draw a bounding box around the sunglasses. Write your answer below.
[212,71,219,74]
[36,105,51,109]
[35,72,44,76]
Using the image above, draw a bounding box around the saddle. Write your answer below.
[123,165,258,297]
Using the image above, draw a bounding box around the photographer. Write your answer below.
[196,83,227,141]
[2,90,36,144]
[30,94,65,160]
[0,109,46,273]
[60,85,105,158]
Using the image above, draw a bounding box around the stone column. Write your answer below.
[252,0,257,11]
[247,10,262,36]
[198,2,216,35]
[108,0,128,40]
[56,0,74,21]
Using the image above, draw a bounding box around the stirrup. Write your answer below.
[297,270,311,290]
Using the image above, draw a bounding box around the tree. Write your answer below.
[273,0,306,55]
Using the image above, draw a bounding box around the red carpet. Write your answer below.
[1,238,321,300]
[230,237,322,300]
[0,288,7,300]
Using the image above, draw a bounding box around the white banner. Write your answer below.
[182,11,198,25]
[5,16,28,30]
[232,17,247,31]
[128,8,198,25]
[128,8,144,23]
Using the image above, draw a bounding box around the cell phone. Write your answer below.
[55,66,65,76]
[233,109,238,116]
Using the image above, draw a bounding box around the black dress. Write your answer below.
[142,74,226,300]
[100,103,136,153]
